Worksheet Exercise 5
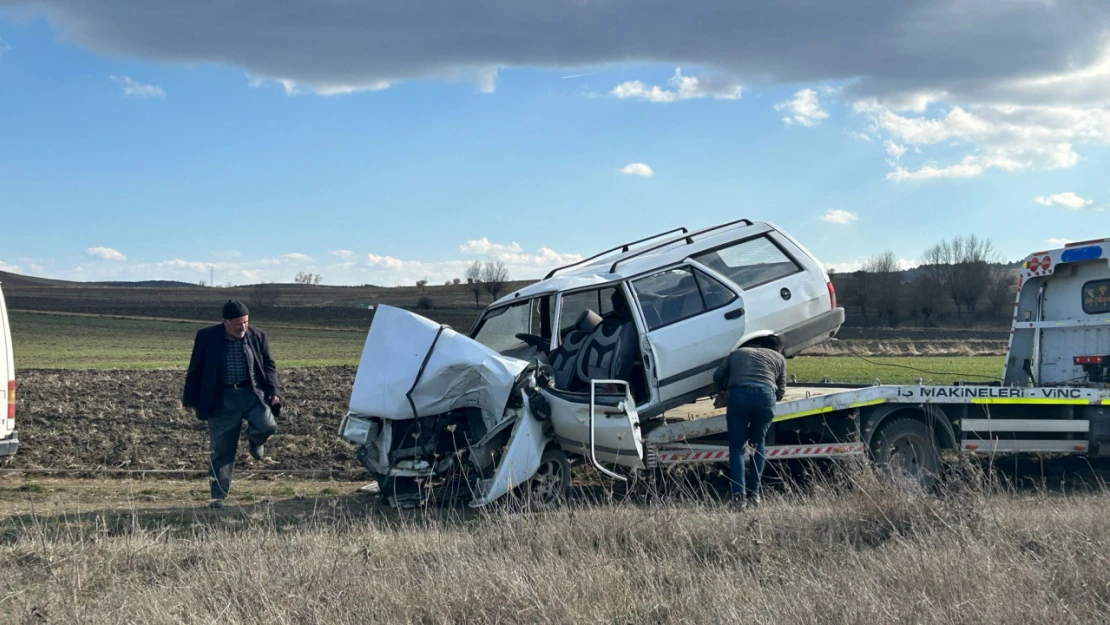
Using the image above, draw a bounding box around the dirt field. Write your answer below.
[12,367,362,475]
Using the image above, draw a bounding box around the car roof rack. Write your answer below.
[608,218,753,274]
[543,227,689,279]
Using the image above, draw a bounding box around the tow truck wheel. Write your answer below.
[526,447,571,509]
[870,416,940,487]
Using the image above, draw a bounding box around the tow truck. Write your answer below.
[646,237,1110,482]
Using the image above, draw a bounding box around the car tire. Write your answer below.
[525,447,571,510]
[870,416,940,487]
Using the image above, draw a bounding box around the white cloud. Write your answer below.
[366,254,405,271]
[0,260,21,273]
[620,162,654,177]
[33,237,586,286]
[109,75,165,98]
[459,238,524,255]
[331,250,357,259]
[858,89,1110,181]
[884,140,906,161]
[820,209,858,225]
[85,247,127,261]
[775,89,829,127]
[0,38,11,57]
[248,74,391,96]
[886,158,984,182]
[610,67,741,103]
[1045,238,1073,247]
[1034,192,1094,210]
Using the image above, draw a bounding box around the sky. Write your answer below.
[1,1,1109,286]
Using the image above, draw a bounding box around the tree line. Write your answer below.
[840,234,1019,327]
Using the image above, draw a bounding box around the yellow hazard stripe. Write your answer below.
[970,398,1089,405]
[774,399,885,423]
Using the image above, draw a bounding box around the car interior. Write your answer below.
[545,288,649,403]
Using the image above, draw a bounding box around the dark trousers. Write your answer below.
[208,386,277,499]
[725,384,776,498]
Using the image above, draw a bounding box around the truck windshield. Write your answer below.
[472,301,533,352]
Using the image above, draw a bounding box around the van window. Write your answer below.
[632,267,735,330]
[1083,280,1110,314]
[692,235,801,290]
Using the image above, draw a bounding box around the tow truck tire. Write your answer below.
[870,416,940,487]
[525,447,571,509]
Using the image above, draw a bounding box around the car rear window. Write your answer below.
[692,235,801,290]
[1083,279,1110,314]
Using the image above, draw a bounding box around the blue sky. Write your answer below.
[1,3,1109,286]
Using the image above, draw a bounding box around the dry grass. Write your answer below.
[2,465,1110,624]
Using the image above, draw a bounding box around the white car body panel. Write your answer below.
[348,304,527,429]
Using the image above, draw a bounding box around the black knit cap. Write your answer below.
[222,300,249,319]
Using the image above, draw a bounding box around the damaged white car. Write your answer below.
[339,219,843,507]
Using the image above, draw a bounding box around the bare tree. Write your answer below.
[482,261,509,301]
[921,240,959,318]
[416,279,428,292]
[466,261,483,308]
[294,272,322,285]
[951,235,1000,324]
[453,278,461,285]
[845,270,876,326]
[908,275,944,326]
[986,267,1019,322]
[866,251,903,327]
[921,235,1001,324]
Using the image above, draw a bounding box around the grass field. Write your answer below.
[10,311,368,368]
[10,310,1007,380]
[3,467,1110,624]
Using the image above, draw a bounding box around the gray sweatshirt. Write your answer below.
[713,347,786,401]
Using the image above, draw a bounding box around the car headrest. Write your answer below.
[576,309,603,332]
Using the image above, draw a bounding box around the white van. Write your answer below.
[0,282,18,457]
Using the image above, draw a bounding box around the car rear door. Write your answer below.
[630,265,745,405]
[690,232,819,348]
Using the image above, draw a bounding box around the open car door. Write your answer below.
[539,380,644,473]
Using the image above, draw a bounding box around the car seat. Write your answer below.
[576,292,638,387]
[548,309,602,389]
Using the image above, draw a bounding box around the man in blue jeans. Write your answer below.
[713,336,786,508]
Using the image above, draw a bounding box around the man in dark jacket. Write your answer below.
[713,335,786,508]
[183,300,282,508]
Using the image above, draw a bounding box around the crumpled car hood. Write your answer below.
[348,305,528,428]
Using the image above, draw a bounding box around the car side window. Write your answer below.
[558,288,616,335]
[632,267,706,330]
[695,269,737,309]
[692,235,802,290]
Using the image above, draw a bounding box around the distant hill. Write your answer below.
[0,271,197,288]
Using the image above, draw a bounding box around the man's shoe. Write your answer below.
[208,498,224,509]
[730,493,748,510]
[249,443,265,461]
[748,493,762,508]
